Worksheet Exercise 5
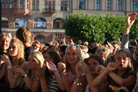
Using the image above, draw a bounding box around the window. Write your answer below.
[5,0,8,8]
[32,1,35,10]
[15,17,27,28]
[107,0,111,10]
[44,0,56,12]
[53,1,55,11]
[2,17,8,28]
[20,0,24,9]
[1,0,4,8]
[26,0,29,9]
[53,18,64,29]
[133,1,138,12]
[61,0,68,11]
[9,0,13,9]
[79,0,86,9]
[36,1,39,10]
[45,1,48,11]
[34,18,46,28]
[96,0,100,10]
[49,1,51,11]
[118,0,122,11]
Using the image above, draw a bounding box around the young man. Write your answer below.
[16,27,32,61]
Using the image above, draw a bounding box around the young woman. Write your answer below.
[42,50,65,92]
[11,51,45,92]
[92,49,136,92]
[70,55,108,92]
[57,45,85,92]
[1,38,27,88]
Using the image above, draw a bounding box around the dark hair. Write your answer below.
[59,45,67,54]
[85,54,104,65]
[47,50,61,66]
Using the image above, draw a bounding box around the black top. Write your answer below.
[24,47,32,61]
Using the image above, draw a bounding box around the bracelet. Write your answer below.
[22,73,27,78]
[7,65,12,69]
[73,81,82,86]
[62,71,66,76]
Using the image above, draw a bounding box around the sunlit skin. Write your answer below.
[113,44,120,54]
[45,53,54,63]
[66,47,78,65]
[9,42,18,57]
[87,58,99,75]
[0,38,10,52]
[28,54,39,70]
[115,52,129,70]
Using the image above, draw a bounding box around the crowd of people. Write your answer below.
[0,12,138,92]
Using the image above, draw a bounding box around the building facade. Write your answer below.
[71,0,138,16]
[1,0,138,43]
[2,0,69,43]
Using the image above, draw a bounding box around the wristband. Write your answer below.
[7,65,12,69]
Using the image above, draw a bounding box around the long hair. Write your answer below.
[9,38,25,66]
[64,45,85,71]
[113,49,134,75]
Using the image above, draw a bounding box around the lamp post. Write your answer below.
[0,0,2,34]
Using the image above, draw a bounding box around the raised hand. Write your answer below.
[80,62,89,74]
[1,54,11,65]
[37,65,45,79]
[107,62,117,72]
[95,65,105,74]
[46,61,57,72]
[107,41,114,53]
[57,62,66,73]
[126,12,137,28]
[75,62,83,78]
[14,66,26,76]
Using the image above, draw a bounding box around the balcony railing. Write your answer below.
[43,9,56,16]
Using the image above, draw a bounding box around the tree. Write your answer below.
[64,12,138,44]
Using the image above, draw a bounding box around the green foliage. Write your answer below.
[63,12,138,44]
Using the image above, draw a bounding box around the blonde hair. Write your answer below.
[29,51,44,68]
[9,38,25,66]
[0,33,11,42]
[113,49,134,71]
[64,45,85,71]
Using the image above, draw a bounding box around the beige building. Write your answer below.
[1,0,138,43]
[2,0,69,43]
[70,0,138,15]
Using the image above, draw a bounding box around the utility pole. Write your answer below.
[0,0,2,34]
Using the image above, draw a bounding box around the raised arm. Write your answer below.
[107,62,136,86]
[37,65,49,92]
[58,62,71,92]
[70,62,87,92]
[47,62,65,91]
[121,12,137,49]
[92,65,108,87]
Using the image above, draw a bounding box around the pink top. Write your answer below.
[66,71,76,83]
